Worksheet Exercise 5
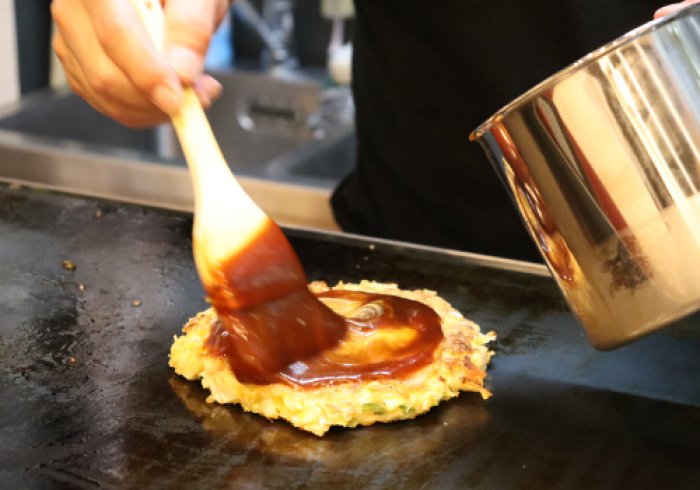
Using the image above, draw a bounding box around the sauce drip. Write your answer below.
[207,288,444,388]
[204,219,346,384]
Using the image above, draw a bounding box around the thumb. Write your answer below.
[163,0,221,83]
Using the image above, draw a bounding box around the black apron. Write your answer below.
[331,0,668,261]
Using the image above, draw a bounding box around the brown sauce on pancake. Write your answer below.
[204,220,443,386]
[277,290,444,387]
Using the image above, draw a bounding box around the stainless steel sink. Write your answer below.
[0,69,355,183]
[0,69,356,230]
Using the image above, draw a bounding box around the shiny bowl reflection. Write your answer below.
[471,4,700,348]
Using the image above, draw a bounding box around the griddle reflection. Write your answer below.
[169,376,490,465]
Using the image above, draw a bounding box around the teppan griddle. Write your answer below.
[1,183,700,489]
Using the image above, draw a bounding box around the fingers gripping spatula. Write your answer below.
[129,0,346,383]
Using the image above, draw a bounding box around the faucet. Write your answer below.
[232,0,297,69]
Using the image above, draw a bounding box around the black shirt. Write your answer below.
[331,0,667,261]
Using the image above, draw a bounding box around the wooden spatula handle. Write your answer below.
[129,0,267,274]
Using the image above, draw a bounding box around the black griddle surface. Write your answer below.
[1,183,700,489]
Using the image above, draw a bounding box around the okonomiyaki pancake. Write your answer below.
[169,280,496,436]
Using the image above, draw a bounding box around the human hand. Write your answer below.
[51,0,229,127]
[655,0,700,18]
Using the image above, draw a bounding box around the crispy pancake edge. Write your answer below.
[169,280,496,436]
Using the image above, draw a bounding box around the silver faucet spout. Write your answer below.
[232,0,296,68]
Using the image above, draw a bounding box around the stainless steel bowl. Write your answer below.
[471,4,700,348]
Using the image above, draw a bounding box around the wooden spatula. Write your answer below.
[130,0,346,382]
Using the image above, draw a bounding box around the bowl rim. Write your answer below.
[470,2,700,141]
